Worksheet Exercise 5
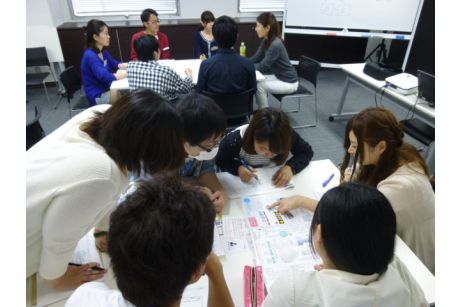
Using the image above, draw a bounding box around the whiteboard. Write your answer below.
[285,0,423,33]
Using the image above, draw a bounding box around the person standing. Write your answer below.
[130,8,171,60]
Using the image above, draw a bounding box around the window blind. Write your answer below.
[71,0,177,17]
[239,0,286,12]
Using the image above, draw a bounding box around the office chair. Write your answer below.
[58,66,91,118]
[202,88,255,131]
[26,47,56,106]
[272,55,321,128]
[400,118,435,174]
[26,105,45,150]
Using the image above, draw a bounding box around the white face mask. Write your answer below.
[194,146,219,161]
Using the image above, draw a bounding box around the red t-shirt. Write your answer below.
[129,31,171,60]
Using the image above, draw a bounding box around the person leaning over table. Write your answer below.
[81,19,127,106]
[263,182,428,307]
[26,89,187,290]
[216,107,313,187]
[269,107,435,274]
[66,177,234,307]
[249,12,298,109]
[130,8,171,60]
[193,10,218,60]
[127,35,194,102]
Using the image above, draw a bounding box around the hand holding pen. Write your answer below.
[235,158,260,183]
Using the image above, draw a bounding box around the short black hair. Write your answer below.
[212,15,238,48]
[310,182,396,275]
[135,35,159,62]
[108,176,216,307]
[201,10,215,24]
[176,93,226,146]
[141,8,158,23]
[80,89,187,175]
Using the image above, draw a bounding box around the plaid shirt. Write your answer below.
[127,60,194,101]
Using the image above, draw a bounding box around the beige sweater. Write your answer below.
[378,163,435,273]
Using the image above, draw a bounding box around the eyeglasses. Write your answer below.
[147,19,160,24]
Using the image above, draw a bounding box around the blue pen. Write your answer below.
[322,173,335,187]
[235,158,260,182]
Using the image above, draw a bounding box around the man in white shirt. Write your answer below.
[66,177,234,307]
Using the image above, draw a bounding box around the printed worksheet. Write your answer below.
[213,222,225,256]
[242,195,313,228]
[217,167,295,199]
[222,216,253,254]
[181,277,208,307]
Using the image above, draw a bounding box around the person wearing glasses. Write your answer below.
[131,93,229,213]
[130,8,171,60]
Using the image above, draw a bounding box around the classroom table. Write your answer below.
[329,63,435,127]
[27,159,434,307]
[110,59,266,91]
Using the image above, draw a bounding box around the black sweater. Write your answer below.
[215,128,314,175]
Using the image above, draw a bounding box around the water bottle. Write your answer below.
[240,42,246,57]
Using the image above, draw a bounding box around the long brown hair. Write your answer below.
[256,12,281,48]
[80,89,186,175]
[242,107,292,165]
[340,107,430,186]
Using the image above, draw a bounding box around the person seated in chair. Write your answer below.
[66,177,234,307]
[130,8,171,60]
[127,35,194,102]
[195,15,256,95]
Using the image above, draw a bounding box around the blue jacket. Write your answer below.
[196,48,256,94]
[193,31,218,59]
[81,48,120,105]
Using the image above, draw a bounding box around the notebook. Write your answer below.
[417,70,435,107]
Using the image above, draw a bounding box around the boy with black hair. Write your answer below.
[177,93,229,212]
[195,15,257,95]
[66,177,234,307]
[130,8,171,60]
[127,35,194,101]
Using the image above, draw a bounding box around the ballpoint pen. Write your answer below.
[235,158,260,183]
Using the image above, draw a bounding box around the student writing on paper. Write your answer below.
[132,93,229,213]
[250,12,298,109]
[66,177,234,307]
[81,19,127,106]
[193,11,218,60]
[270,108,435,274]
[216,108,313,187]
[263,183,428,307]
[130,8,171,60]
[26,89,187,290]
[127,35,193,102]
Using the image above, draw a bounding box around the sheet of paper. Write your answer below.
[180,276,208,307]
[217,167,294,199]
[213,222,225,256]
[222,217,253,254]
[242,195,313,228]
[250,225,319,288]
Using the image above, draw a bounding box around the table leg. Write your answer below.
[329,76,358,122]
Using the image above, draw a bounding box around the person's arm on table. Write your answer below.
[198,172,228,213]
[268,195,318,214]
[205,252,234,307]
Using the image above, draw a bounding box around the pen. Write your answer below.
[235,158,260,182]
[322,173,335,187]
[68,262,105,271]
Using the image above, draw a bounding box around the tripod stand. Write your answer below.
[364,38,388,63]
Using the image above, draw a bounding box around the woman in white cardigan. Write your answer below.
[270,107,435,274]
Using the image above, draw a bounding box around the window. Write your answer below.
[70,0,178,17]
[239,0,286,12]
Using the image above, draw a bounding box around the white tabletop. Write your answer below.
[340,63,435,125]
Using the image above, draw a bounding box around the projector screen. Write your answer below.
[285,0,423,33]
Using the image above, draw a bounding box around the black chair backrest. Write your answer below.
[297,55,321,88]
[202,88,255,120]
[26,106,45,150]
[26,47,50,67]
[60,66,83,101]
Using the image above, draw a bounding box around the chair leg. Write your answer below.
[42,81,51,107]
[280,97,300,113]
[293,94,317,129]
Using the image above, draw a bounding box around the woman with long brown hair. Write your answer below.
[250,12,299,109]
[269,107,435,273]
